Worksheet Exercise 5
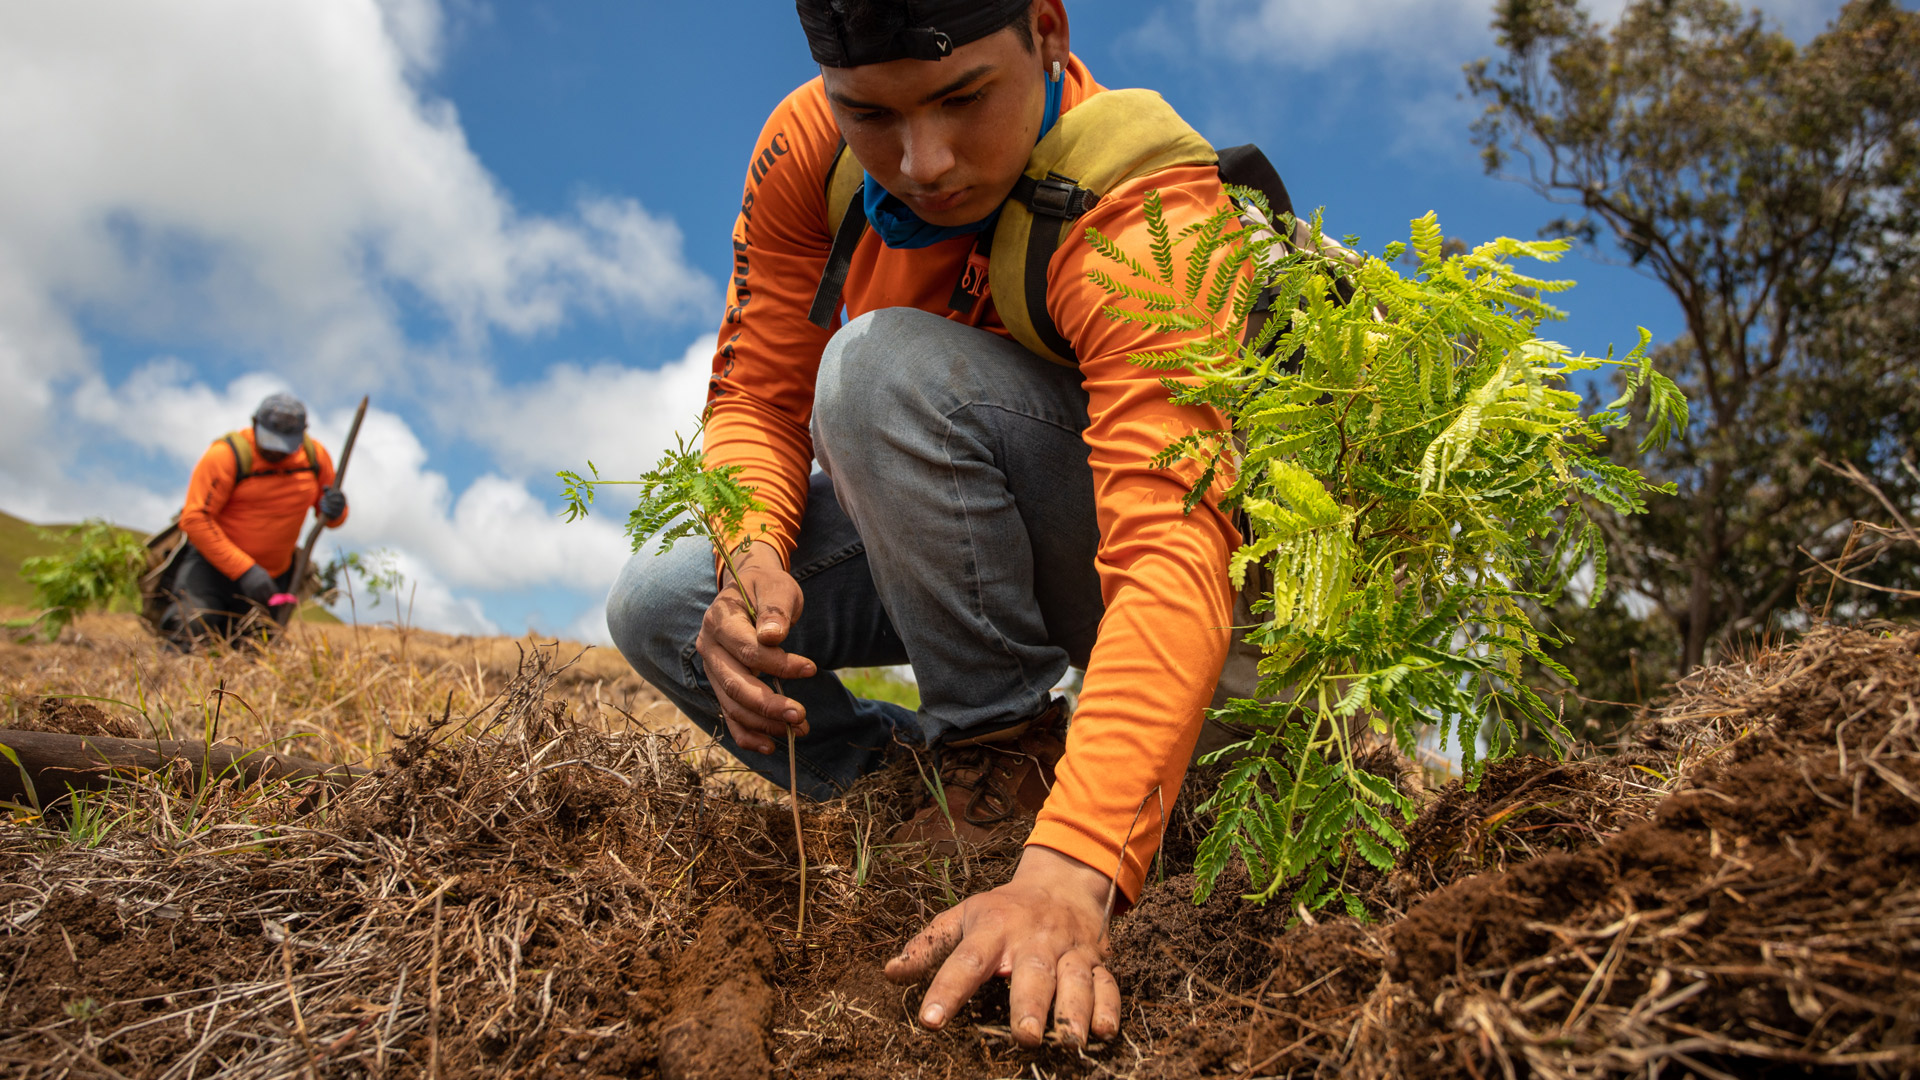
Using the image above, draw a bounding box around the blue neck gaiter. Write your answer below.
[863,70,1066,250]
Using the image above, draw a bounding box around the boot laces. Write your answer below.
[939,743,1034,828]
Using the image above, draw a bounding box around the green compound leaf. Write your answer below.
[557,423,767,565]
[1087,204,1683,911]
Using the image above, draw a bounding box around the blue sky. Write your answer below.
[0,0,1843,641]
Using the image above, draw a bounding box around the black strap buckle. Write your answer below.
[1029,177,1080,218]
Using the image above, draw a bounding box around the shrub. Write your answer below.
[18,520,148,641]
[1088,197,1685,910]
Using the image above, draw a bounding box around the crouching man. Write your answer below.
[608,0,1257,1047]
[164,393,348,647]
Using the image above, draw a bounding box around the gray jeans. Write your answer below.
[607,308,1107,799]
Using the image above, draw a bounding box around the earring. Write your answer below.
[1050,60,1063,83]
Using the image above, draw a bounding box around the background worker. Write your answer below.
[609,0,1251,1047]
[164,392,348,646]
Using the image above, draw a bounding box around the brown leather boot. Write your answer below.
[890,699,1069,852]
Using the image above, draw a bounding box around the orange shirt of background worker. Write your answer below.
[705,56,1240,905]
[179,428,348,581]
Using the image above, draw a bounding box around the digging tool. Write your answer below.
[278,395,369,626]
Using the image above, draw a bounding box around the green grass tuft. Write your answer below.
[837,666,921,710]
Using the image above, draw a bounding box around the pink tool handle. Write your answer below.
[268,593,299,607]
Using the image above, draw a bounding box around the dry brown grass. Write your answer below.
[1115,624,1920,1079]
[0,609,681,771]
[2,610,1915,1079]
[0,614,1024,1079]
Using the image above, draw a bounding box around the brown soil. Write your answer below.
[1391,754,1659,899]
[1121,624,1920,1078]
[1377,626,1920,1077]
[1,620,1916,1078]
[658,907,776,1080]
[7,695,139,738]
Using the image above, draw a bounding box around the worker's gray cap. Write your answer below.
[252,393,308,455]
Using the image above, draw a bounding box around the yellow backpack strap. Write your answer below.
[223,430,323,484]
[990,89,1218,366]
[222,431,254,481]
[808,140,871,328]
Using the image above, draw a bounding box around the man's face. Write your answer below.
[821,3,1067,228]
[253,425,291,463]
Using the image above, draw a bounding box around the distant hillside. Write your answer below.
[2,510,339,624]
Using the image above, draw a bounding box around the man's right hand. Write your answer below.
[236,564,278,607]
[696,540,817,755]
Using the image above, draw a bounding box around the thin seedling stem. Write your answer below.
[560,435,809,932]
[713,534,808,935]
[783,684,804,933]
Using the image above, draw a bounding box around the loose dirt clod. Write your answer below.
[10,694,138,738]
[658,906,776,1080]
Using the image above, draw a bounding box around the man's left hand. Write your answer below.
[318,486,347,520]
[885,845,1121,1048]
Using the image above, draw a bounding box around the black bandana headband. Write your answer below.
[797,0,1033,66]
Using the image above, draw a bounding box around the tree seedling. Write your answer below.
[317,548,407,609]
[1090,195,1685,911]
[14,520,147,641]
[560,427,811,933]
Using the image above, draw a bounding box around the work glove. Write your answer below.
[318,486,347,520]
[236,564,278,608]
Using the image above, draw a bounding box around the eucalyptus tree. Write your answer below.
[1467,0,1920,707]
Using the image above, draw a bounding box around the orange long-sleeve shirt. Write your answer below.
[179,428,347,580]
[707,58,1239,901]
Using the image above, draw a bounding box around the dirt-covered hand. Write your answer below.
[696,540,818,755]
[885,845,1120,1048]
[236,564,278,607]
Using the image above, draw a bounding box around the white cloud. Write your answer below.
[1178,0,1497,65]
[304,405,634,594]
[71,361,291,467]
[562,603,616,648]
[0,1,711,351]
[0,0,722,637]
[462,336,716,482]
[375,0,451,76]
[325,549,500,638]
[0,0,714,495]
[0,459,177,537]
[1162,0,1848,70]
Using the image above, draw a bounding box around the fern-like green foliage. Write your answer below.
[1088,198,1686,910]
[558,425,767,572]
[18,520,147,640]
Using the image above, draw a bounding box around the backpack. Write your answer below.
[221,430,321,482]
[807,88,1299,366]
